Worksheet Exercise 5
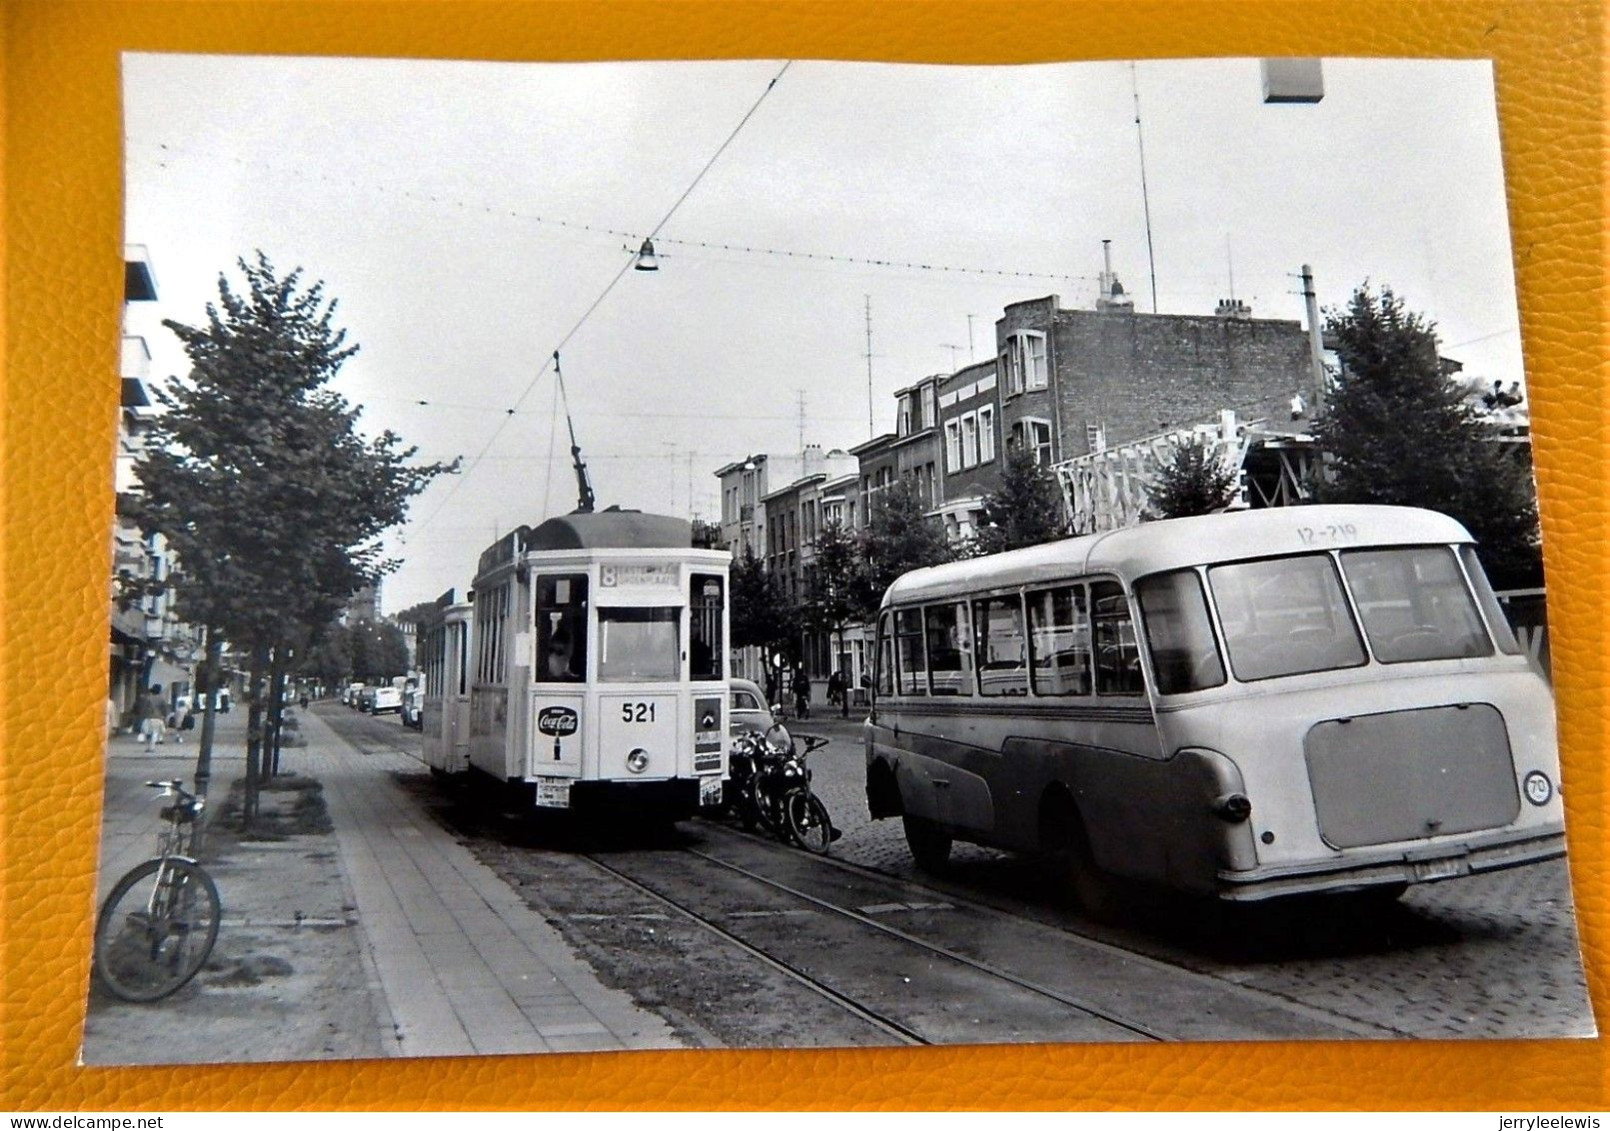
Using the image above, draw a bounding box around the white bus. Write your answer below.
[418,589,472,774]
[864,505,1565,908]
[465,509,731,821]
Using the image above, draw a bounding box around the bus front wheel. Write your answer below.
[902,814,951,873]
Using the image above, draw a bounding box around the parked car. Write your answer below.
[729,678,777,737]
[371,686,402,715]
[401,685,423,729]
[355,686,376,712]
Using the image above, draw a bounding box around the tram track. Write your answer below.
[581,845,1170,1044]
[325,709,1394,1043]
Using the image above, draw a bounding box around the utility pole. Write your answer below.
[797,389,807,452]
[966,314,977,361]
[941,344,963,371]
[1131,62,1160,314]
[1301,264,1326,417]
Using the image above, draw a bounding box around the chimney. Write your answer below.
[1097,239,1135,312]
[1215,298,1251,319]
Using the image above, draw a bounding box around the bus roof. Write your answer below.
[882,505,1474,607]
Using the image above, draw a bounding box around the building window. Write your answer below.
[1012,418,1054,464]
[1086,423,1105,453]
[1003,330,1048,395]
[961,413,979,468]
[920,383,936,431]
[978,405,996,463]
[945,419,963,473]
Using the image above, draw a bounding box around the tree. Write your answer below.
[348,620,412,682]
[860,479,952,600]
[730,546,793,654]
[973,448,1069,555]
[129,252,455,814]
[1145,437,1241,520]
[805,519,870,669]
[1312,283,1540,584]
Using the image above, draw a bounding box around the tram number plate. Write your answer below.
[699,776,724,806]
[535,778,572,809]
[1411,856,1467,882]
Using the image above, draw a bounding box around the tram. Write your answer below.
[418,588,473,775]
[462,507,731,820]
[864,504,1565,905]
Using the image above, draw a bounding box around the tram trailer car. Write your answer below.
[864,504,1565,906]
[418,589,473,775]
[463,509,731,822]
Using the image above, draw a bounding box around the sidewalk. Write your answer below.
[95,703,683,1060]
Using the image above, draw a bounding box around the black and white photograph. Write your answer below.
[89,52,1593,1065]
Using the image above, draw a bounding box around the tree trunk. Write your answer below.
[243,642,269,830]
[193,627,223,799]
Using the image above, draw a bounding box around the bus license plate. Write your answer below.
[1412,856,1467,882]
[535,778,572,808]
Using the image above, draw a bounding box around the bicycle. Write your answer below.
[93,779,221,1002]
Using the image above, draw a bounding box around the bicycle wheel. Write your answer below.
[94,857,221,1002]
[784,790,834,854]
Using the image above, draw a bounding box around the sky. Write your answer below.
[122,54,1526,615]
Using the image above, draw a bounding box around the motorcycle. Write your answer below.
[725,723,839,854]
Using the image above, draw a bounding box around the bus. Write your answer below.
[464,508,731,820]
[418,589,473,774]
[863,504,1566,908]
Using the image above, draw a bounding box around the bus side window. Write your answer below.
[973,594,1028,696]
[537,574,588,682]
[876,611,895,698]
[924,603,972,695]
[1027,585,1092,696]
[1091,581,1144,696]
[895,608,928,695]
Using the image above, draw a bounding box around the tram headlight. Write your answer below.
[626,748,650,774]
[1211,792,1252,823]
[1523,771,1553,806]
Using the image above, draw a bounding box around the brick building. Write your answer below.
[934,358,1000,541]
[996,293,1315,464]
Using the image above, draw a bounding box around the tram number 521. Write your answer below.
[622,702,657,723]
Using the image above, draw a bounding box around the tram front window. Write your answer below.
[598,607,681,682]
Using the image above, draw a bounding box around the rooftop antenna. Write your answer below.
[551,350,596,514]
[864,296,876,434]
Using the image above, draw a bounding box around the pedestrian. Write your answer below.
[834,670,850,718]
[171,700,191,743]
[136,684,166,747]
[794,667,811,720]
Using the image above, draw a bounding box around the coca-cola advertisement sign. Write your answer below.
[536,706,578,736]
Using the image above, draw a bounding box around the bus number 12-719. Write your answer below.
[622,702,657,723]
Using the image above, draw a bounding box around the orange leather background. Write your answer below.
[3,0,1604,1112]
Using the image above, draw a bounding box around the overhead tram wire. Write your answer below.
[130,137,1098,288]
[410,60,794,536]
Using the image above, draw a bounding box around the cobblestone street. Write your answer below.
[786,713,1596,1041]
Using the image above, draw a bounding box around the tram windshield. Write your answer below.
[597,607,681,682]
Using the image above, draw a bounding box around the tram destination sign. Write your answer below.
[600,563,678,589]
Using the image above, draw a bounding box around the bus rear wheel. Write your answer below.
[902,814,951,873]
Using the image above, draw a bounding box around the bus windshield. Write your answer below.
[1338,546,1494,662]
[597,607,681,682]
[1207,555,1367,681]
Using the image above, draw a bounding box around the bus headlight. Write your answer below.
[1523,771,1553,806]
[626,748,650,774]
[1211,792,1252,823]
